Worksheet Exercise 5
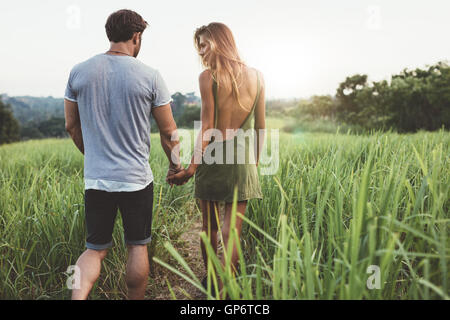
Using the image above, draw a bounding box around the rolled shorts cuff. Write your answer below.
[86,241,113,250]
[125,236,152,246]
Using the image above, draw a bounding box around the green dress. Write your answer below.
[194,72,263,202]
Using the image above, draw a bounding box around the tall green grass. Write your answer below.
[156,128,449,300]
[0,137,195,299]
[0,128,449,299]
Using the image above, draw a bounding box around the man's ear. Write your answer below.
[132,32,140,45]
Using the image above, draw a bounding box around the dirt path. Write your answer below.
[152,217,206,300]
[148,202,229,300]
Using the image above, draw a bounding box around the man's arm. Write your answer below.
[151,104,180,169]
[64,99,84,155]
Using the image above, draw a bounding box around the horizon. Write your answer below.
[0,0,449,99]
[1,58,448,101]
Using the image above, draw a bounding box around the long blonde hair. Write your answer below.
[194,22,249,111]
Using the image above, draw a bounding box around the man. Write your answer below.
[64,9,181,300]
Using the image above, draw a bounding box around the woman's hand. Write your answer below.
[167,166,195,186]
[166,165,183,186]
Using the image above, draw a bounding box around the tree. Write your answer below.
[177,105,201,128]
[333,62,450,132]
[336,74,368,124]
[171,92,187,117]
[0,97,20,145]
[37,117,66,138]
[293,95,337,120]
[385,61,450,132]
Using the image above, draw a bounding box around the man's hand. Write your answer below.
[167,166,194,186]
[166,165,183,187]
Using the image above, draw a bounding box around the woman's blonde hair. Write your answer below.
[194,22,249,111]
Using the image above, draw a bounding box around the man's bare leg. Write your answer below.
[126,244,149,300]
[71,248,108,300]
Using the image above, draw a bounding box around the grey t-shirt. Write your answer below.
[64,53,172,187]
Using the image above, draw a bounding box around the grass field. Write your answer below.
[0,127,448,299]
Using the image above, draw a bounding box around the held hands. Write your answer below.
[166,165,194,186]
[166,165,182,187]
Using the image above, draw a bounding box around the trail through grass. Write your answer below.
[0,128,448,299]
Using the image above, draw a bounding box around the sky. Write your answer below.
[0,0,449,99]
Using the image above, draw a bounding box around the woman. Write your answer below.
[168,22,266,292]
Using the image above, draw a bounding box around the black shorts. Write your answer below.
[84,182,154,250]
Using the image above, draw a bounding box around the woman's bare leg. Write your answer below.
[222,201,247,273]
[199,200,219,270]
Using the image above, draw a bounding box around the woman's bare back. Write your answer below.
[215,66,260,139]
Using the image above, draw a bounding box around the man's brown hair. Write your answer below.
[105,9,148,43]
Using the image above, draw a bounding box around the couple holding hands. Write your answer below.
[64,9,265,299]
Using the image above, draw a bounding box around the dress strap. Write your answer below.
[239,70,260,129]
[212,79,218,129]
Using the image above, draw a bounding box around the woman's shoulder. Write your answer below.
[198,70,215,96]
[199,69,213,83]
[250,67,263,79]
[246,67,265,88]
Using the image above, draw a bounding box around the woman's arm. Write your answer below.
[187,70,215,175]
[254,71,266,166]
[168,70,215,184]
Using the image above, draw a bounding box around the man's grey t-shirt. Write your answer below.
[64,53,172,190]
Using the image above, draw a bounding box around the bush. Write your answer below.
[0,97,20,145]
[176,105,201,128]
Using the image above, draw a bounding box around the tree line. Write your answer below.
[290,61,449,133]
[1,61,448,145]
[0,98,20,144]
[0,92,202,145]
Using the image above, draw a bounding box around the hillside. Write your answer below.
[0,94,64,125]
[0,92,202,139]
